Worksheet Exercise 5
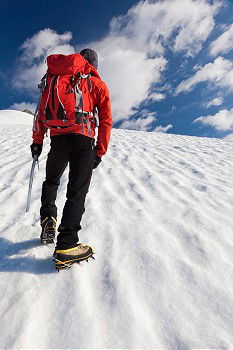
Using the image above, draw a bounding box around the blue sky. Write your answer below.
[1,0,233,138]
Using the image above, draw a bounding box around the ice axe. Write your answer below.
[26,155,39,213]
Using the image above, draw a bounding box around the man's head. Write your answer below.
[80,48,98,69]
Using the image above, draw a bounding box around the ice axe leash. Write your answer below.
[26,155,39,213]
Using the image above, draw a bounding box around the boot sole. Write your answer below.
[53,252,95,271]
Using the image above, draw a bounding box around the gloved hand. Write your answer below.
[93,155,102,169]
[30,143,42,159]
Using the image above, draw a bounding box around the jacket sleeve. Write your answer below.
[32,113,46,144]
[95,82,112,158]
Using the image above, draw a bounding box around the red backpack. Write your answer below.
[35,53,101,136]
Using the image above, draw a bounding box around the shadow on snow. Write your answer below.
[0,237,57,274]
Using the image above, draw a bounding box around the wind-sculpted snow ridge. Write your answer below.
[0,113,233,349]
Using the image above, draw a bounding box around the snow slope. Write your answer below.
[0,109,33,125]
[0,110,233,349]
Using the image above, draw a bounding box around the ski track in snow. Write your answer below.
[0,119,233,349]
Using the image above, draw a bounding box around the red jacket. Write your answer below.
[33,58,112,158]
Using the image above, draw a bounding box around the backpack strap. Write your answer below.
[33,74,48,133]
[93,107,99,127]
[74,73,93,136]
[57,75,68,121]
[86,113,92,136]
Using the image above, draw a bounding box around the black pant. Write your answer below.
[40,134,95,249]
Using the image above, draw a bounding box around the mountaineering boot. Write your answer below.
[53,243,94,270]
[40,217,57,244]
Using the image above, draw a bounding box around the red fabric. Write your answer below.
[47,54,87,75]
[33,54,112,158]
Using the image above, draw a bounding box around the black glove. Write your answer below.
[30,143,42,159]
[93,155,102,169]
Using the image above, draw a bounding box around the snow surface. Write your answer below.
[0,110,233,349]
[0,109,33,125]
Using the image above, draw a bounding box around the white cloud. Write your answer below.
[10,102,37,113]
[154,124,173,133]
[140,109,157,119]
[205,97,223,108]
[157,83,173,93]
[106,0,221,57]
[14,29,75,90]
[194,108,233,131]
[148,92,166,102]
[20,28,74,63]
[85,0,221,120]
[120,115,155,131]
[96,47,166,121]
[120,108,172,133]
[210,23,233,56]
[176,57,233,94]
